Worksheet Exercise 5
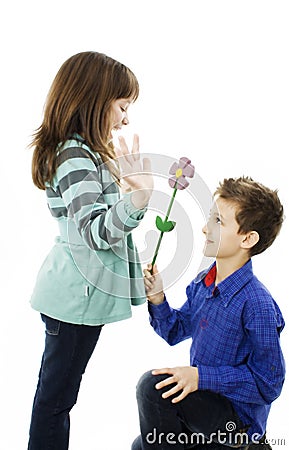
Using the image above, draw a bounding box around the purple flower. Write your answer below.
[151,156,195,272]
[168,157,195,190]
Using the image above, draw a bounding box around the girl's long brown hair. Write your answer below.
[31,51,139,190]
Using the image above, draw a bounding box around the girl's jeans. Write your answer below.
[132,371,250,450]
[28,314,103,450]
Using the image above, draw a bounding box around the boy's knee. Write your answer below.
[136,370,166,401]
[136,371,155,398]
[131,435,142,450]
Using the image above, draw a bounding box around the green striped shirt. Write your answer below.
[30,135,147,325]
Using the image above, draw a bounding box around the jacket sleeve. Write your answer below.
[198,301,285,405]
[53,146,146,251]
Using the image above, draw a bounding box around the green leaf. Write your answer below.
[155,216,176,232]
[155,216,164,231]
[164,220,176,231]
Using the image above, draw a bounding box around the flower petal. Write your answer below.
[169,176,177,188]
[179,157,191,169]
[169,162,179,175]
[176,176,189,190]
[179,157,195,178]
[183,164,195,178]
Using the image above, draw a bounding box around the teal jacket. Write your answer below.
[30,136,147,325]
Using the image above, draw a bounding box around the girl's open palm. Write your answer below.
[115,135,153,209]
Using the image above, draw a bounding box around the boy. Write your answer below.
[132,177,285,449]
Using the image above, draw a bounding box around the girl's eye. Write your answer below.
[216,217,221,224]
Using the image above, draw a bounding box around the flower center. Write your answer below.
[175,168,183,178]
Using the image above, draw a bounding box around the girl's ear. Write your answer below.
[241,231,259,250]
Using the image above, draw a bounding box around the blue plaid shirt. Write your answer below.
[148,259,285,438]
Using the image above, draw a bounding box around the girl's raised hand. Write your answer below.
[115,134,153,209]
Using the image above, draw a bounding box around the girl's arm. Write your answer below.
[52,137,152,251]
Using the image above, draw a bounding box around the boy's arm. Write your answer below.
[198,303,285,405]
[143,265,193,345]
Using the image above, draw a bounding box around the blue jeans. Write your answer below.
[28,314,103,450]
[132,371,250,449]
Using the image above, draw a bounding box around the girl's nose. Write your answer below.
[202,223,208,235]
[122,113,129,126]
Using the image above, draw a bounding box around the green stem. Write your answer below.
[150,185,178,273]
[166,187,177,217]
[150,231,164,270]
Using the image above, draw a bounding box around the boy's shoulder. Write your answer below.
[189,261,283,318]
[242,274,284,321]
[222,269,285,331]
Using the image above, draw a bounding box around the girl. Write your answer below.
[28,51,153,450]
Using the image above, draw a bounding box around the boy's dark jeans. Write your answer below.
[28,314,103,450]
[132,371,250,450]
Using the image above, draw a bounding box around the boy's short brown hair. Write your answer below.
[215,176,284,257]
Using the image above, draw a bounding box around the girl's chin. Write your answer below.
[107,131,114,144]
[108,128,120,144]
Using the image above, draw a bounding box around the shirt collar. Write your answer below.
[195,259,254,306]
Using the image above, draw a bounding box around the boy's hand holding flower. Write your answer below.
[143,264,164,305]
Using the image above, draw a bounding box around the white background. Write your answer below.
[1,1,288,449]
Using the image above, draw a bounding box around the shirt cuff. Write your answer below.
[197,365,222,392]
[122,193,147,220]
[148,296,172,319]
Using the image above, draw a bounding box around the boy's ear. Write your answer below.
[241,231,259,250]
